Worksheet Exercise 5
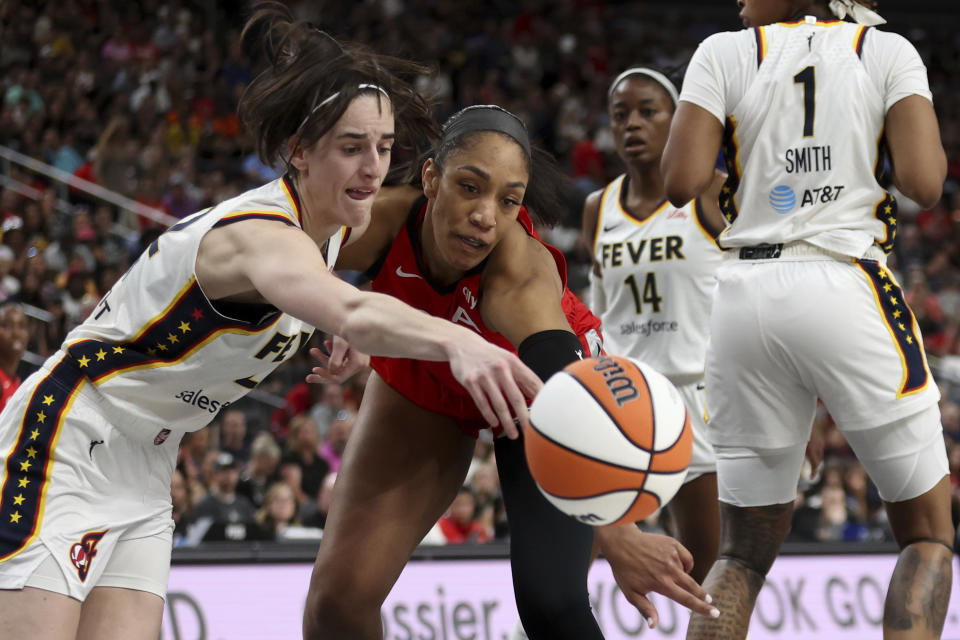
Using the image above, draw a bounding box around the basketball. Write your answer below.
[525,355,692,526]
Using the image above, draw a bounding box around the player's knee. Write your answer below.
[306,571,381,631]
[514,582,592,635]
[717,502,793,578]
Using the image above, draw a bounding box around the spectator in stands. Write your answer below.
[282,414,330,502]
[434,486,491,544]
[301,471,337,530]
[237,431,282,508]
[219,407,250,465]
[255,482,303,540]
[191,451,258,540]
[0,302,27,412]
[170,467,193,545]
[318,409,353,473]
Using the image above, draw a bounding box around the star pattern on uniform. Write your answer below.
[17,477,29,488]
[167,333,179,345]
[25,447,36,459]
[884,205,893,214]
[42,394,54,406]
[883,283,892,292]
[893,310,902,318]
[906,336,914,345]
[889,297,898,306]
[36,411,46,424]
[95,349,107,361]
[156,342,168,352]
[19,460,30,472]
[113,345,124,354]
[147,348,157,357]
[178,321,191,333]
[77,355,90,368]
[9,512,21,524]
[29,428,39,440]
[12,494,24,506]
[192,308,204,320]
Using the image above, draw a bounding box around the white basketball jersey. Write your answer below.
[47,176,345,438]
[680,17,933,258]
[591,175,723,382]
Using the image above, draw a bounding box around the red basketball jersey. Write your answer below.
[369,197,602,434]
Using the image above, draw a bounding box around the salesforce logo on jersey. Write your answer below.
[769,185,796,214]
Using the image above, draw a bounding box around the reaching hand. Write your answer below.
[596,525,720,629]
[306,335,370,384]
[447,333,542,439]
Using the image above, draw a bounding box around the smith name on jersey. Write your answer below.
[681,16,932,258]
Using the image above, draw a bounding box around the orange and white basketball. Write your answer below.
[525,355,692,526]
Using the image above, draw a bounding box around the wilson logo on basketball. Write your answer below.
[592,357,639,407]
[69,530,107,582]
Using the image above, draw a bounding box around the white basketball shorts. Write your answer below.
[0,362,180,601]
[674,380,716,482]
[705,255,939,450]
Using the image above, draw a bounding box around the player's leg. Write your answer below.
[495,434,603,640]
[667,472,719,584]
[0,587,80,640]
[668,383,719,584]
[303,373,475,640]
[75,531,171,640]
[688,260,818,639]
[76,587,164,640]
[686,444,806,640]
[842,406,952,640]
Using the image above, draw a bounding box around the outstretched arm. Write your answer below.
[197,219,541,436]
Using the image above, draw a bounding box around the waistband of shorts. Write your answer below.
[730,241,887,264]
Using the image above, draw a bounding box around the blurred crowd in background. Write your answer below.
[0,0,959,547]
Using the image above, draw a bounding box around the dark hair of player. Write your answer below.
[238,2,438,179]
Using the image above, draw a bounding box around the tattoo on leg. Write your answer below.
[687,558,765,640]
[687,502,793,640]
[884,543,952,635]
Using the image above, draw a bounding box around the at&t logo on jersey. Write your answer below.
[70,530,107,582]
[769,185,796,214]
[174,388,231,414]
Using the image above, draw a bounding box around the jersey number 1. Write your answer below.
[793,66,815,137]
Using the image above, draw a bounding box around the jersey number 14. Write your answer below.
[623,273,662,314]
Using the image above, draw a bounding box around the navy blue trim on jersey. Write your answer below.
[64,281,280,386]
[211,213,298,229]
[857,259,928,395]
[855,26,870,58]
[0,358,85,560]
[719,118,741,224]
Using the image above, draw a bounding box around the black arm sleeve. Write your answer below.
[517,329,584,382]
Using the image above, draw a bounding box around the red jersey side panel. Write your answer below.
[369,198,601,432]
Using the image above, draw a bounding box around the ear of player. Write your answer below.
[525,355,692,526]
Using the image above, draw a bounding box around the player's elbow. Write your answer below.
[663,172,704,208]
[662,157,710,207]
[895,158,946,209]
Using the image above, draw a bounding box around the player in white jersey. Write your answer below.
[662,1,951,638]
[0,6,541,640]
[583,67,726,585]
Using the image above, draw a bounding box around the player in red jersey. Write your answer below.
[302,105,719,640]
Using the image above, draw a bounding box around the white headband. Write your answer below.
[607,67,679,106]
[828,0,886,25]
[295,83,390,135]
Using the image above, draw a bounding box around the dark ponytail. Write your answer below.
[238,2,438,178]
